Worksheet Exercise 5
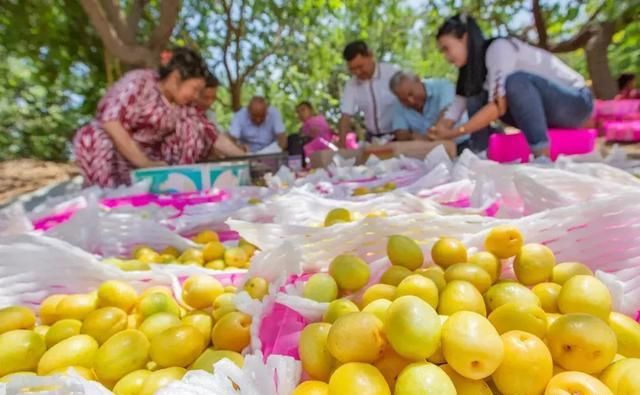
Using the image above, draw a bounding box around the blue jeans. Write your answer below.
[465,72,594,152]
[466,90,493,152]
[501,71,594,151]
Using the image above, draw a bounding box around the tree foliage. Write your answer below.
[1,0,639,161]
[0,0,105,161]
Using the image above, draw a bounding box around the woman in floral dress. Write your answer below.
[73,47,212,187]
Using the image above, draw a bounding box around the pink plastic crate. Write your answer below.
[32,191,230,232]
[595,100,640,120]
[488,129,597,163]
[604,120,640,142]
[303,133,358,157]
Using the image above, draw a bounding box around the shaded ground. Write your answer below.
[0,159,79,206]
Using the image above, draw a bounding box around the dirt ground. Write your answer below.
[0,159,79,206]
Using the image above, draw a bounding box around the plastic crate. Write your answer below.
[595,99,640,121]
[131,162,250,193]
[488,129,597,163]
[603,120,640,142]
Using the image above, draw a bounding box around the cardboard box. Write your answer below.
[309,141,456,169]
[132,161,250,194]
[308,148,363,169]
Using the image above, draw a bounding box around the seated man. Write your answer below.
[229,96,287,153]
[389,71,468,148]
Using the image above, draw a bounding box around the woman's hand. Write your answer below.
[428,125,459,141]
[213,134,248,157]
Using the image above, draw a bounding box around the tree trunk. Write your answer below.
[80,0,177,69]
[230,82,243,112]
[585,22,618,99]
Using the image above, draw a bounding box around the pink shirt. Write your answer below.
[301,115,334,141]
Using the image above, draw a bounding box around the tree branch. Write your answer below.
[127,0,148,41]
[489,11,535,45]
[234,0,246,82]
[220,0,235,84]
[547,2,606,53]
[99,0,130,42]
[80,0,151,65]
[549,28,595,52]
[148,0,180,50]
[532,0,548,47]
[239,26,283,83]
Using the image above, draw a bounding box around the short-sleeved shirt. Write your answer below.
[340,63,399,135]
[444,38,586,121]
[229,106,285,152]
[301,115,334,142]
[392,79,456,134]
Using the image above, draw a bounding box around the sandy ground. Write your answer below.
[0,159,79,206]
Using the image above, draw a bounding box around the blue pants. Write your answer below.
[466,72,594,152]
[501,71,594,151]
[466,91,492,152]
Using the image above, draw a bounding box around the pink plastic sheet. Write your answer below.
[259,303,308,360]
[32,191,229,232]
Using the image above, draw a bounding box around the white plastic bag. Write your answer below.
[0,368,111,395]
[230,213,498,273]
[0,202,33,235]
[0,233,179,309]
[168,187,274,235]
[45,197,196,257]
[400,163,452,195]
[513,166,639,214]
[423,144,453,173]
[449,150,640,217]
[232,189,444,227]
[156,353,301,395]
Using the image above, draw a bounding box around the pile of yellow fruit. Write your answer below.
[104,230,258,271]
[292,226,640,395]
[0,272,270,394]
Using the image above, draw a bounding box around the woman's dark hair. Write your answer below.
[437,14,489,97]
[618,73,636,90]
[343,40,371,61]
[158,47,208,81]
[296,101,314,111]
[205,72,220,88]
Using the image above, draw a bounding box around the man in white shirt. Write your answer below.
[337,41,399,147]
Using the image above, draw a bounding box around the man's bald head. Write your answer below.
[248,96,268,125]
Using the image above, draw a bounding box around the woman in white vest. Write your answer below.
[430,14,594,160]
